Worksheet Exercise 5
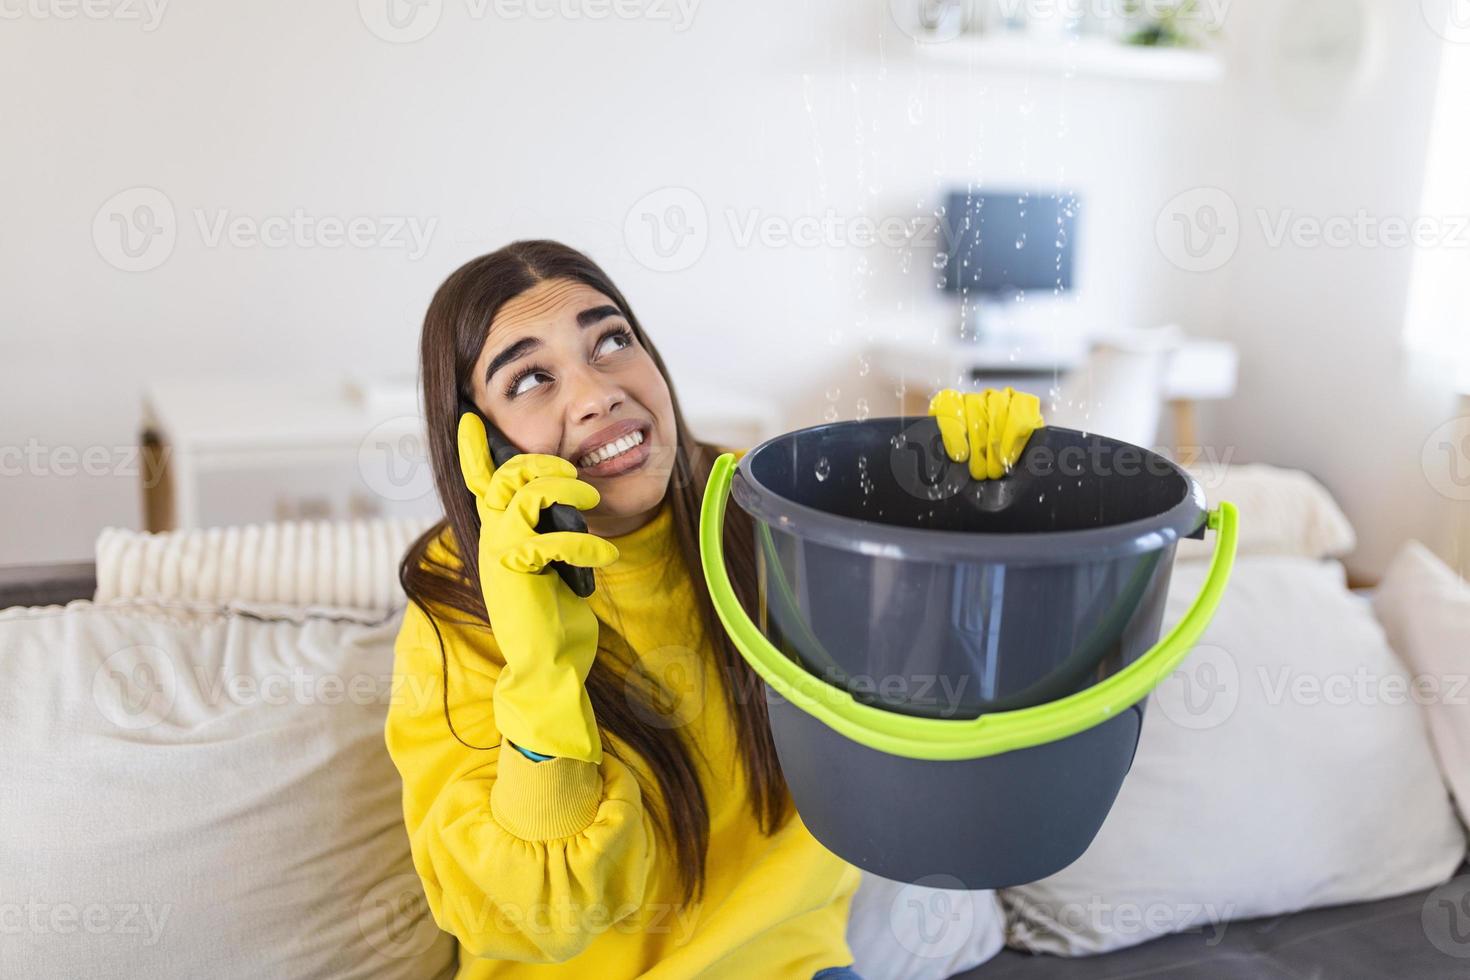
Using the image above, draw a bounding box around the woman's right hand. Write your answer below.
[457,412,620,765]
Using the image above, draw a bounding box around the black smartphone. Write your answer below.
[458,397,597,598]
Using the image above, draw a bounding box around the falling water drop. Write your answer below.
[814,456,831,481]
[856,398,870,421]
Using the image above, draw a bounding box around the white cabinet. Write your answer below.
[140,377,779,531]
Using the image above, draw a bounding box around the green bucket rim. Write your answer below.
[699,452,1239,761]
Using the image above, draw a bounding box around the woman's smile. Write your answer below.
[575,423,654,479]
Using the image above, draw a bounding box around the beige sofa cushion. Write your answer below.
[0,597,456,979]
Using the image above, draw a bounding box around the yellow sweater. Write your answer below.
[385,493,861,979]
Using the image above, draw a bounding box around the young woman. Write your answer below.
[384,239,1041,979]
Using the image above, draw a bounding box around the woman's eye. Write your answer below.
[508,370,550,397]
[595,329,633,357]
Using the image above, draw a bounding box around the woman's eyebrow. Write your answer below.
[484,306,626,386]
[576,304,623,326]
[484,336,540,386]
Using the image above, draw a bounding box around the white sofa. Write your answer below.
[3,463,1465,979]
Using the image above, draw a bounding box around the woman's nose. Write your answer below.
[565,364,624,422]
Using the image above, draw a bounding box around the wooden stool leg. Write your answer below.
[140,428,175,532]
[1170,399,1198,465]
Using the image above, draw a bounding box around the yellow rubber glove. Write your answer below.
[927,387,1045,480]
[457,413,621,765]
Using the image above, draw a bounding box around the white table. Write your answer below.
[141,377,779,531]
[869,329,1238,452]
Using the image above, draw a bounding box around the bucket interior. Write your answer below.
[736,418,1203,718]
[742,417,1194,537]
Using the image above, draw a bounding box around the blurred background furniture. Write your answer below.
[875,328,1238,453]
[140,377,779,532]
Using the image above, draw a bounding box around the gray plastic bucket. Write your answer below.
[701,415,1233,888]
[766,687,1147,887]
[732,417,1208,720]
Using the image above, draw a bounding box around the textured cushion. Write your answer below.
[1001,556,1466,956]
[1179,463,1355,561]
[1373,541,1470,833]
[847,872,1004,980]
[0,598,456,980]
[94,519,432,609]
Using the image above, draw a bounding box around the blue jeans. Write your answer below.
[812,967,863,980]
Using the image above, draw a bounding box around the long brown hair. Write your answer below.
[399,240,787,906]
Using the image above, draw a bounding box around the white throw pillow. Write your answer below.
[847,872,1004,980]
[0,599,456,980]
[1373,540,1470,833]
[94,518,432,609]
[1001,556,1466,957]
[1178,463,1355,561]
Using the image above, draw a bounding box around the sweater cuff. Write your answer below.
[492,744,604,841]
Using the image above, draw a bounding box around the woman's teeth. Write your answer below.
[578,429,644,468]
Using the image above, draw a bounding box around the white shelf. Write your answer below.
[916,33,1224,84]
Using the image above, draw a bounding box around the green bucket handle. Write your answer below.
[699,452,1239,761]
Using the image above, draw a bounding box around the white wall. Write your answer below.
[1210,0,1462,581]
[0,0,1229,564]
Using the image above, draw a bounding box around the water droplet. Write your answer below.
[932,252,948,270]
[826,386,841,402]
[1014,234,1027,250]
[814,456,831,481]
[823,405,839,422]
[856,398,870,421]
[857,355,871,377]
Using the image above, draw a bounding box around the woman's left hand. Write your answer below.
[927,386,1045,480]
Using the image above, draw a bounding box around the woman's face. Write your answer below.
[468,277,676,536]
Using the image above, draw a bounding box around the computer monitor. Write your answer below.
[940,189,1080,297]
